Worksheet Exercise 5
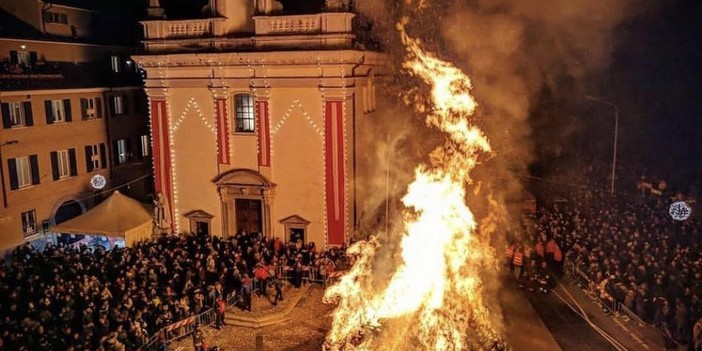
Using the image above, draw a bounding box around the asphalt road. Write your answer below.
[525,288,617,351]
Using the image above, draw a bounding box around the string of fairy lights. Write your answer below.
[170,97,217,134]
[319,56,329,247]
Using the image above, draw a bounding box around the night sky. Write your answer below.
[587,0,702,189]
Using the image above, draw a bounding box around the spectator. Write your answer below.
[0,230,348,351]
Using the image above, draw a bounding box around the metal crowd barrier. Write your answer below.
[565,261,657,329]
[137,301,223,351]
[136,264,350,351]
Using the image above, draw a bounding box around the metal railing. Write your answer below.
[564,260,686,347]
[137,303,220,351]
[136,269,346,351]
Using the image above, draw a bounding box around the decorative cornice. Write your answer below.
[133,50,383,69]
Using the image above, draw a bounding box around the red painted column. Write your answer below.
[150,99,174,231]
[215,98,230,164]
[324,100,345,246]
[257,100,271,167]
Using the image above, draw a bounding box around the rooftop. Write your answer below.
[0,60,143,91]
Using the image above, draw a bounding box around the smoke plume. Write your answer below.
[349,0,650,345]
[354,0,649,236]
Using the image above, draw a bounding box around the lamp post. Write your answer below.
[585,95,619,195]
[0,140,19,208]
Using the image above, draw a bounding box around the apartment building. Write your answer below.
[0,0,150,251]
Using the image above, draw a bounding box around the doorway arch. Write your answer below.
[214,169,276,237]
[51,198,86,225]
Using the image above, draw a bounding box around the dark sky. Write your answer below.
[590,0,702,186]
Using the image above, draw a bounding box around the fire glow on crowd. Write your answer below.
[322,18,501,351]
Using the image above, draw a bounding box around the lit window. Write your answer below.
[14,156,33,188]
[52,100,65,122]
[57,150,70,179]
[85,144,106,171]
[234,94,255,133]
[116,139,128,164]
[80,97,102,119]
[113,96,124,115]
[111,56,121,73]
[9,102,23,126]
[16,51,30,66]
[21,210,37,237]
[2,101,33,128]
[44,12,68,24]
[140,135,150,157]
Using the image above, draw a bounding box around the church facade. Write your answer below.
[133,0,385,247]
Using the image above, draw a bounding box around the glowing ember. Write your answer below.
[323,18,501,351]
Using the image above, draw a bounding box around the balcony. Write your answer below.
[142,17,222,40]
[253,12,353,35]
[141,7,355,53]
[252,12,354,49]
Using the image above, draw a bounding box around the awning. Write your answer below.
[51,190,154,247]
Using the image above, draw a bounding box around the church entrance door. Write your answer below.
[235,198,262,234]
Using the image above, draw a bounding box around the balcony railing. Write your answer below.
[165,19,213,38]
[142,18,218,40]
[253,12,354,36]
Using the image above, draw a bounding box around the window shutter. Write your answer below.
[23,102,33,126]
[44,100,54,124]
[68,149,77,176]
[50,151,59,181]
[8,158,18,190]
[99,143,107,169]
[29,52,37,65]
[123,95,129,115]
[96,97,103,118]
[21,212,27,233]
[29,155,40,185]
[80,98,88,120]
[112,140,119,165]
[63,99,72,122]
[9,51,18,64]
[138,136,145,159]
[1,103,11,129]
[109,97,115,117]
[126,138,133,161]
[85,145,94,172]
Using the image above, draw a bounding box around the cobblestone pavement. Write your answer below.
[172,285,333,351]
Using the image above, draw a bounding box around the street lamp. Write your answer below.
[0,140,19,208]
[585,95,619,195]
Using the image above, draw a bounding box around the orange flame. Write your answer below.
[323,18,499,351]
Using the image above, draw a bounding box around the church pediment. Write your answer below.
[214,168,275,187]
[183,210,214,219]
[279,215,310,225]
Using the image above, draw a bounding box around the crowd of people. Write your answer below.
[0,231,348,351]
[506,181,702,349]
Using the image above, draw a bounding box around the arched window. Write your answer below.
[234,94,255,133]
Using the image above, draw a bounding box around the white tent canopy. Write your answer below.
[51,191,154,247]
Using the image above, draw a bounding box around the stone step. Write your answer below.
[224,284,310,328]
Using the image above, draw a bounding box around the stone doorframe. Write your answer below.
[214,169,275,238]
[279,215,311,244]
[183,210,214,235]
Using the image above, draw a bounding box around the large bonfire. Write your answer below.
[323,17,503,351]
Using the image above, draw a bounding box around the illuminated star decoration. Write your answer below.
[90,174,107,190]
[669,201,692,221]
